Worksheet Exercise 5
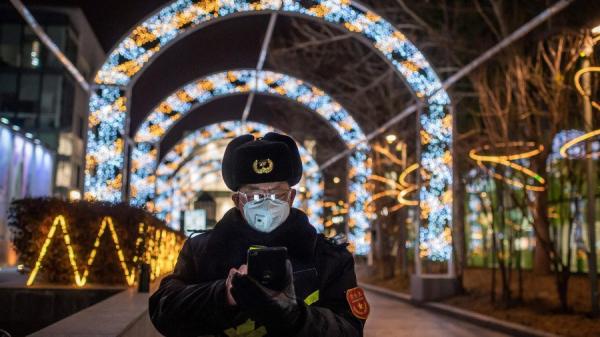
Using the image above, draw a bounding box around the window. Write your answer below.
[18,74,40,113]
[21,26,40,70]
[77,115,84,139]
[0,73,18,113]
[45,26,66,69]
[75,164,81,188]
[58,133,73,156]
[55,160,72,188]
[40,74,62,117]
[60,77,75,128]
[0,24,21,67]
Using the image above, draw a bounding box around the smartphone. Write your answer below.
[247,246,288,291]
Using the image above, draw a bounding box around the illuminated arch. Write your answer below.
[130,70,364,206]
[86,0,452,259]
[159,158,221,228]
[152,121,324,231]
[129,70,367,250]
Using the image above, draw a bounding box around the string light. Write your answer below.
[561,65,600,160]
[469,142,544,162]
[574,67,600,111]
[559,129,600,159]
[130,71,368,215]
[373,144,404,166]
[86,0,452,258]
[469,142,546,192]
[366,162,419,215]
[128,69,369,249]
[152,121,324,230]
[26,215,182,287]
[399,163,419,188]
[398,185,419,206]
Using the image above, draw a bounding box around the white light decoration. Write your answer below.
[152,121,324,230]
[158,158,222,229]
[129,70,370,253]
[85,0,452,259]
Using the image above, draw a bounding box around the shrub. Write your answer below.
[8,197,184,286]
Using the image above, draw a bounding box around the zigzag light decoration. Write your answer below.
[26,215,182,287]
[86,0,452,259]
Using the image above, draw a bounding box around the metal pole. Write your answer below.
[582,34,599,317]
[242,13,278,123]
[312,0,575,174]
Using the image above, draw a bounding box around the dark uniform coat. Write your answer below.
[149,208,365,337]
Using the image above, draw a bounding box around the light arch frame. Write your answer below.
[153,121,324,230]
[130,70,369,252]
[86,0,452,260]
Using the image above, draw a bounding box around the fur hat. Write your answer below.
[222,132,302,191]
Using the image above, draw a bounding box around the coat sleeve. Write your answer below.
[149,237,237,337]
[294,247,365,337]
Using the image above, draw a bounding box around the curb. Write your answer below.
[359,282,560,337]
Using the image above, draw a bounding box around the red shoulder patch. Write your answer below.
[346,287,370,320]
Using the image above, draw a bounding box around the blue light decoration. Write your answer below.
[553,129,600,161]
[159,158,222,230]
[86,0,452,259]
[151,121,324,230]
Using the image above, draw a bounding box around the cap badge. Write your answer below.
[253,159,274,174]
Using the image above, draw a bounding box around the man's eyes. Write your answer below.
[245,191,288,199]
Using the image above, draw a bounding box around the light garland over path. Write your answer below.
[153,121,325,230]
[128,69,370,251]
[85,0,452,259]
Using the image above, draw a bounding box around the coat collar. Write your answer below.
[198,207,318,279]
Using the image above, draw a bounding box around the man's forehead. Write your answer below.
[240,181,289,190]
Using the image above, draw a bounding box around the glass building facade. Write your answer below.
[0,5,104,266]
[0,5,104,198]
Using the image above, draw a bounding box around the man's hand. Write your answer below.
[226,264,247,306]
[230,260,305,334]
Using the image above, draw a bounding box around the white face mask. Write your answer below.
[243,198,291,233]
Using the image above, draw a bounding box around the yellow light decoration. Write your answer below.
[373,144,404,166]
[367,161,420,214]
[558,129,600,159]
[469,142,544,162]
[365,190,400,207]
[26,215,182,287]
[398,185,419,206]
[368,175,400,189]
[574,67,600,111]
[469,142,546,191]
[399,163,419,188]
[388,204,404,213]
[476,162,546,192]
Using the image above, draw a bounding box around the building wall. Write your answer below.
[0,5,104,265]
[0,5,105,198]
[0,123,54,266]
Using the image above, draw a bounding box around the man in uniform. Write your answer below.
[149,132,369,337]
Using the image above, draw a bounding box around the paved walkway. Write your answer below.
[364,290,509,337]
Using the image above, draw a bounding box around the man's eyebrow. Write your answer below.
[242,185,263,189]
[242,184,286,190]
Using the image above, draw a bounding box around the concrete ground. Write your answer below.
[364,290,509,337]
